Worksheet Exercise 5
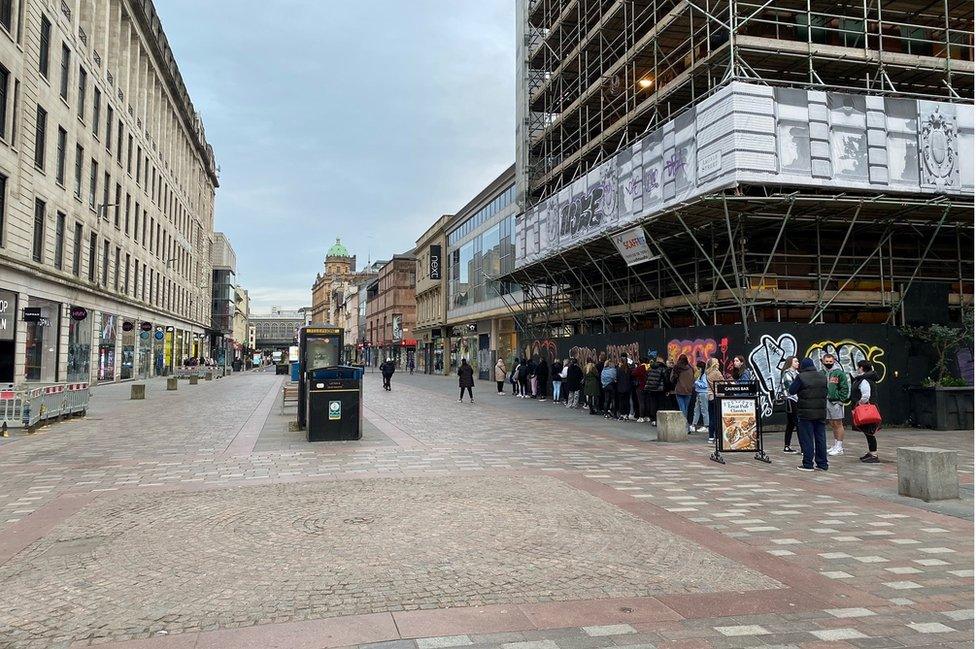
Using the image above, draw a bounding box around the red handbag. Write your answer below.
[852,403,882,428]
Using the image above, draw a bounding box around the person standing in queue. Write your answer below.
[494,358,507,395]
[584,359,601,415]
[380,357,395,391]
[458,358,475,403]
[631,357,647,421]
[780,355,800,454]
[789,358,829,472]
[535,355,549,402]
[704,358,724,444]
[824,353,851,457]
[851,360,881,463]
[550,358,564,405]
[671,354,695,429]
[643,353,667,426]
[615,354,633,420]
[565,358,584,409]
[601,358,618,419]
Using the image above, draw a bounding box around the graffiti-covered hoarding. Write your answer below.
[515,81,975,269]
[519,324,913,424]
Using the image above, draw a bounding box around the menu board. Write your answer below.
[720,398,759,452]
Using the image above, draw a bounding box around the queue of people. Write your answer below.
[489,351,881,473]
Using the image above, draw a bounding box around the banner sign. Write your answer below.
[429,244,442,280]
[22,307,42,322]
[0,290,15,341]
[610,226,657,266]
[392,314,403,342]
[515,82,974,270]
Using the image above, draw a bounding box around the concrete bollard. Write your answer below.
[205,372,213,381]
[189,375,198,385]
[897,446,959,502]
[656,410,687,442]
[167,377,178,391]
[130,384,146,400]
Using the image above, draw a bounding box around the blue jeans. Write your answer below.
[552,380,562,402]
[676,394,691,421]
[797,418,828,470]
[692,393,709,427]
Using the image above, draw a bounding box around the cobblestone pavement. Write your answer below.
[0,369,971,649]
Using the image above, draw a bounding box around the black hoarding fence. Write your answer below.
[519,323,911,424]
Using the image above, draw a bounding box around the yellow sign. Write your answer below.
[305,327,341,335]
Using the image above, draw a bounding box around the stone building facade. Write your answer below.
[364,254,416,368]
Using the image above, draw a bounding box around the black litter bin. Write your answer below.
[306,366,364,441]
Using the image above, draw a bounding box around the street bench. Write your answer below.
[281,383,299,414]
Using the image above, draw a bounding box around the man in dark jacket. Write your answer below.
[615,355,633,420]
[535,356,549,402]
[380,358,395,391]
[643,354,667,426]
[789,358,828,472]
[564,358,584,408]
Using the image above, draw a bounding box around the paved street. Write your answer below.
[0,370,971,649]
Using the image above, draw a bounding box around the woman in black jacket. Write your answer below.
[458,358,475,403]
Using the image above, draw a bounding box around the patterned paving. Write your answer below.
[0,369,970,649]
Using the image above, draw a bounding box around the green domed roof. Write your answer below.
[326,238,349,258]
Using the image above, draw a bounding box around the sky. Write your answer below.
[154,1,516,313]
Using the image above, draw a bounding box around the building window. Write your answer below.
[0,64,8,140]
[92,87,100,138]
[59,44,69,99]
[113,183,120,228]
[73,143,82,198]
[116,119,122,164]
[38,15,51,78]
[126,133,132,173]
[0,173,6,247]
[31,197,44,262]
[124,192,130,234]
[55,126,66,185]
[33,104,46,170]
[71,221,82,276]
[114,246,120,291]
[77,65,86,121]
[105,105,113,153]
[54,211,65,269]
[101,171,109,217]
[135,146,141,183]
[88,232,96,281]
[124,253,130,294]
[0,1,11,32]
[88,158,97,209]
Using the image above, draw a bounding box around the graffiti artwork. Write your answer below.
[567,342,640,365]
[522,339,557,363]
[805,339,887,383]
[747,334,799,417]
[667,338,718,365]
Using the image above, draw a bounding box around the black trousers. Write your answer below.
[587,394,598,413]
[630,387,641,418]
[382,375,391,389]
[603,387,617,416]
[784,409,798,447]
[496,381,504,392]
[459,386,473,400]
[686,392,697,424]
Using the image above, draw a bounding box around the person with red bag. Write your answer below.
[851,360,881,463]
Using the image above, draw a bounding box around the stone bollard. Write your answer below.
[189,375,198,385]
[656,410,687,442]
[167,377,178,391]
[205,372,213,381]
[897,446,959,502]
[130,384,146,400]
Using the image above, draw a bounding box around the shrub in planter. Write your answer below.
[903,318,974,431]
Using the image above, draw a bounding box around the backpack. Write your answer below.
[694,373,708,392]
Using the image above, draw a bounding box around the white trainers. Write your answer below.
[827,445,844,456]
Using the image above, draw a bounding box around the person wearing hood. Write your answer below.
[457,358,475,403]
[380,357,395,391]
[851,360,881,463]
[631,358,648,422]
[494,358,507,395]
[789,358,828,472]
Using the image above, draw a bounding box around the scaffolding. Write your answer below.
[511,0,975,338]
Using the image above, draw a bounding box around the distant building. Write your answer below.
[365,254,417,368]
[414,215,452,374]
[252,307,306,351]
[310,238,356,324]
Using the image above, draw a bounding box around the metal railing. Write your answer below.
[0,382,91,431]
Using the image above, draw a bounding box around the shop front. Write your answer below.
[25,298,61,383]
[163,326,175,374]
[67,306,93,382]
[120,320,136,380]
[97,313,118,382]
[0,290,17,383]
[153,327,165,375]
[138,322,153,379]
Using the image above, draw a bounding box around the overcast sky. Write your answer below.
[154,1,515,313]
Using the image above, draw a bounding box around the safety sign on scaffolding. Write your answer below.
[610,226,658,266]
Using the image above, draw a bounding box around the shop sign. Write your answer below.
[139,331,150,340]
[122,321,135,332]
[0,290,15,341]
[70,306,88,321]
[22,307,42,322]
[140,321,153,332]
[154,330,165,341]
[610,225,658,267]
[165,326,175,333]
[429,244,442,280]
[392,314,403,341]
[401,338,418,347]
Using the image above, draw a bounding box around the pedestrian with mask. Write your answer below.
[789,358,829,472]
[644,353,667,426]
[584,359,601,415]
[600,358,618,419]
[823,353,851,456]
[565,358,584,409]
[494,358,507,395]
[551,358,564,404]
[457,358,475,403]
[851,360,881,463]
[781,356,800,453]
[380,357,396,391]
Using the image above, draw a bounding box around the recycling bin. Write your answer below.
[306,366,362,441]
[289,361,301,382]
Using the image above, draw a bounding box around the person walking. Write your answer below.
[781,355,800,454]
[615,355,633,420]
[732,355,753,383]
[565,358,584,409]
[789,358,829,472]
[691,362,710,433]
[631,358,647,421]
[584,359,601,415]
[671,354,695,430]
[380,357,395,391]
[643,353,667,426]
[535,356,549,402]
[851,360,880,463]
[600,359,618,419]
[510,358,521,396]
[494,358,507,395]
[457,358,475,403]
[824,353,851,456]
[408,357,415,375]
[705,357,724,444]
[550,358,564,404]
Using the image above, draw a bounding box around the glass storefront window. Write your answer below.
[98,313,117,381]
[138,329,152,379]
[25,298,61,383]
[67,307,93,382]
[120,322,135,380]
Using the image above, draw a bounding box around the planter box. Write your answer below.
[908,386,974,431]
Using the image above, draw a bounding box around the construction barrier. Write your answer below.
[0,382,90,431]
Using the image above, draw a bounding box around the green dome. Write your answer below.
[326,238,349,258]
